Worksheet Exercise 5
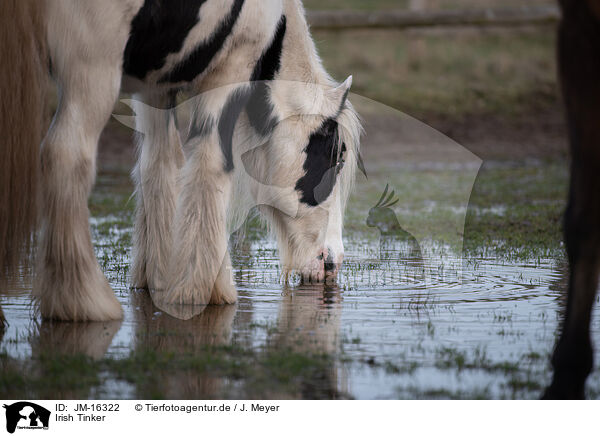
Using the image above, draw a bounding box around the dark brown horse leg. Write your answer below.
[545,179,600,399]
[544,0,600,399]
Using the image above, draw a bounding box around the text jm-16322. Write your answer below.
[70,404,120,412]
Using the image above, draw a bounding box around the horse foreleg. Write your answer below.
[0,307,6,331]
[34,2,134,321]
[162,125,237,306]
[544,0,600,398]
[36,81,124,320]
[545,174,600,399]
[131,94,184,291]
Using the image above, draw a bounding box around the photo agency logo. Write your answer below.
[2,402,50,433]
[114,80,481,311]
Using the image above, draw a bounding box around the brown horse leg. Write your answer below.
[0,306,5,331]
[545,179,600,399]
[544,0,600,399]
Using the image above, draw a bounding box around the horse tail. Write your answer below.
[0,0,48,283]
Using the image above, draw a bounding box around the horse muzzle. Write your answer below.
[300,247,343,284]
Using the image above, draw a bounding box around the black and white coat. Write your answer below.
[36,0,361,320]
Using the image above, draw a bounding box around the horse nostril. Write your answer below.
[324,251,336,272]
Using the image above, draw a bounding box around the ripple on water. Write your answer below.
[0,238,598,399]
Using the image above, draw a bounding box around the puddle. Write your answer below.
[0,100,590,398]
[2,233,599,399]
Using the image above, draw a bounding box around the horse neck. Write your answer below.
[278,0,332,86]
[267,0,343,121]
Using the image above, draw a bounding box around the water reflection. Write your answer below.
[0,319,123,399]
[1,247,599,399]
[273,286,342,353]
[549,260,569,311]
[132,289,236,347]
[131,289,236,399]
[268,285,349,399]
[32,320,121,359]
[131,284,349,399]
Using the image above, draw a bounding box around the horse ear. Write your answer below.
[327,75,353,109]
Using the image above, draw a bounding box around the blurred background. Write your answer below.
[302,0,563,161]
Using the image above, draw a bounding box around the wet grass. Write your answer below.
[435,346,521,373]
[110,345,337,399]
[373,341,561,399]
[2,8,573,399]
[464,163,568,258]
[1,317,568,400]
[346,161,568,260]
[428,346,550,399]
[0,352,102,399]
[89,169,135,218]
[0,345,338,400]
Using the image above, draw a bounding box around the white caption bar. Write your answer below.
[0,400,595,436]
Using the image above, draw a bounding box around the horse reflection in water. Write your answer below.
[33,320,122,360]
[132,290,236,399]
[0,283,346,399]
[18,320,122,399]
[270,285,349,399]
[131,285,347,399]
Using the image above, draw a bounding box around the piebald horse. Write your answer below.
[0,0,361,322]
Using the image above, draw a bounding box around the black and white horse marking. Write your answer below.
[296,118,346,207]
[124,0,212,80]
[0,0,362,321]
[158,0,246,84]
[247,15,288,136]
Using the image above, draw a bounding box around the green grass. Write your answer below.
[0,345,338,400]
[89,170,135,217]
[0,341,561,399]
[0,352,102,399]
[435,346,521,373]
[314,27,558,119]
[464,163,568,258]
[344,161,568,259]
[87,159,569,272]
